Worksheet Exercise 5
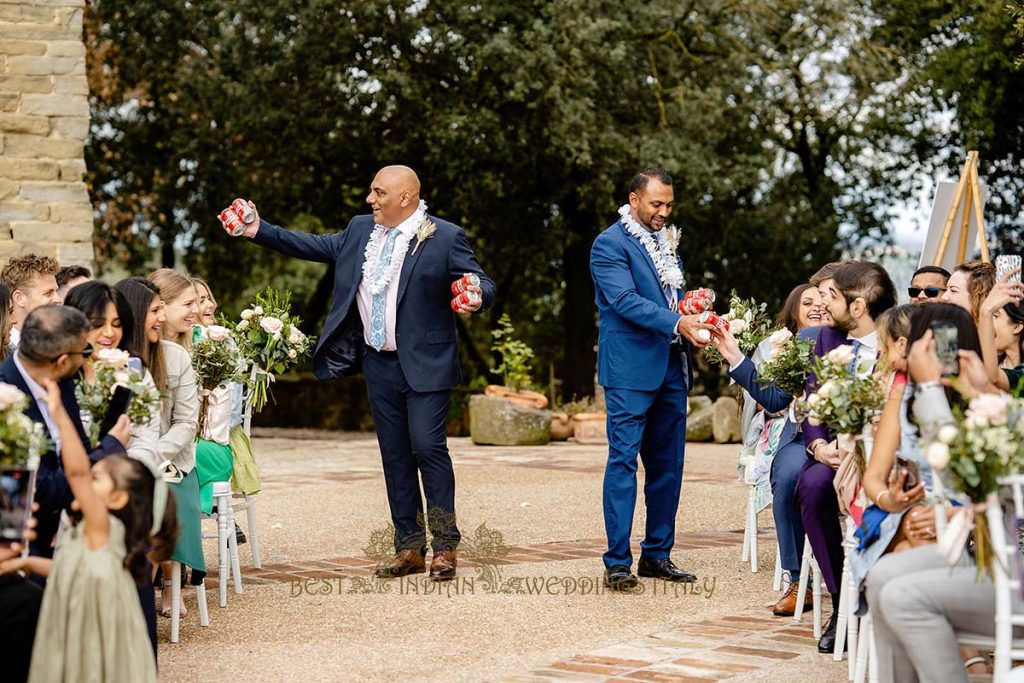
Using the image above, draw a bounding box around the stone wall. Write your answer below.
[0,0,93,267]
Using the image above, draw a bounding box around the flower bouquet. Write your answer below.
[757,329,815,398]
[703,291,772,365]
[0,383,47,549]
[192,324,243,436]
[75,348,162,445]
[927,393,1024,579]
[231,288,316,413]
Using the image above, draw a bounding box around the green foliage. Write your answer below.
[76,359,162,447]
[759,335,816,398]
[491,314,535,392]
[0,387,47,467]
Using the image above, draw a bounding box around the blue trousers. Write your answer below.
[602,352,687,568]
[770,437,807,574]
[363,347,460,553]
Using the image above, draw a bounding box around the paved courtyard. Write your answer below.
[158,431,846,682]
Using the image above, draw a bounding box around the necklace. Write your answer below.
[617,205,684,290]
[361,200,426,295]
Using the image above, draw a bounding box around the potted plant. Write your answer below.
[0,383,46,551]
[567,395,608,445]
[483,314,548,409]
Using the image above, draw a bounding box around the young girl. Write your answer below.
[26,380,177,682]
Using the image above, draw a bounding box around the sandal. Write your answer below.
[160,580,188,618]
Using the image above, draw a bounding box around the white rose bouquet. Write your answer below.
[192,324,244,435]
[757,329,815,398]
[230,288,316,413]
[75,349,162,445]
[798,344,885,434]
[703,291,772,365]
[927,393,1024,578]
[0,383,47,467]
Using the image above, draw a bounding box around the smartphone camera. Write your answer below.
[932,321,959,377]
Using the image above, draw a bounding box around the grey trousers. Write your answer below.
[866,544,1017,683]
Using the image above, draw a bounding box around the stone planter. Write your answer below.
[572,412,607,445]
[484,385,549,409]
[550,412,574,441]
[469,395,551,446]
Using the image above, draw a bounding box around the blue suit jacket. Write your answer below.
[590,221,692,392]
[0,355,126,556]
[252,213,495,393]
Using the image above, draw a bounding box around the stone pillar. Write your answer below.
[0,0,93,267]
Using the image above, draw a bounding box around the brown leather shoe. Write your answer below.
[772,581,814,617]
[374,549,426,578]
[429,549,457,581]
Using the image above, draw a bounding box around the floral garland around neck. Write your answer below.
[362,199,429,295]
[618,204,684,290]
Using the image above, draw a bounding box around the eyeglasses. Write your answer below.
[908,287,946,299]
[70,344,94,358]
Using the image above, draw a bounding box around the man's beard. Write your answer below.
[830,307,854,332]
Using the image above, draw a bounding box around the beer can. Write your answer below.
[698,310,729,334]
[451,273,481,295]
[231,198,256,224]
[679,288,716,315]
[450,289,481,312]
[219,209,246,237]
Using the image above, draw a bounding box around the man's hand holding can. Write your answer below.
[218,198,261,239]
[451,273,483,314]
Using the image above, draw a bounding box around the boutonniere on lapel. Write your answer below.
[411,217,436,256]
[664,225,680,254]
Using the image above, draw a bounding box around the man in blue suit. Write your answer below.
[589,168,714,590]
[226,166,495,581]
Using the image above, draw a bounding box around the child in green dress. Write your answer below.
[24,379,178,683]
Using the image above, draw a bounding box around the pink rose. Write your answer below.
[93,348,131,368]
[207,325,231,342]
[966,393,1009,426]
[260,316,284,335]
[0,383,26,411]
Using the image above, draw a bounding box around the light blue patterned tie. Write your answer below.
[369,229,400,351]
[849,339,863,373]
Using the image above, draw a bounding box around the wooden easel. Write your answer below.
[933,151,991,265]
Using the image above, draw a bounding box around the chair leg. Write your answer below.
[867,618,879,683]
[772,542,783,592]
[834,558,850,661]
[217,492,229,608]
[227,501,243,595]
[245,495,262,569]
[854,613,870,683]
[196,579,210,627]
[741,494,751,564]
[749,487,759,573]
[793,541,811,624]
[812,558,823,640]
[170,561,181,644]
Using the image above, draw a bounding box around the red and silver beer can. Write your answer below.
[679,288,716,315]
[219,209,246,237]
[698,310,729,334]
[451,273,481,295]
[231,198,256,224]
[450,289,481,312]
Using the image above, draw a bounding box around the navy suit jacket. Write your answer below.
[590,221,693,392]
[0,355,126,556]
[252,213,495,393]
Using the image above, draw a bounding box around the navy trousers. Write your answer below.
[770,437,807,575]
[602,350,687,568]
[362,347,460,553]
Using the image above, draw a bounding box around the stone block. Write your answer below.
[12,220,92,242]
[17,180,88,204]
[51,116,88,140]
[0,25,71,43]
[0,39,47,55]
[0,92,19,112]
[686,407,714,442]
[0,241,26,260]
[56,241,94,264]
[0,75,54,94]
[19,93,88,117]
[55,7,83,32]
[0,158,58,180]
[712,396,742,444]
[4,133,83,158]
[6,55,84,76]
[0,201,47,222]
[687,395,712,415]
[47,201,91,222]
[0,113,50,135]
[52,74,87,95]
[57,159,86,181]
[12,242,57,258]
[0,6,53,23]
[46,40,84,58]
[469,395,551,446]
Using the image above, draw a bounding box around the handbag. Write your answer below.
[833,436,867,518]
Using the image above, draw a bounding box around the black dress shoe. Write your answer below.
[603,565,639,591]
[235,522,247,545]
[637,557,697,583]
[818,611,845,654]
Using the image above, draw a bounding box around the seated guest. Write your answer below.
[719,277,827,617]
[977,271,1024,396]
[800,260,896,652]
[942,260,995,323]
[908,265,950,304]
[1,254,62,351]
[0,306,129,558]
[55,265,91,301]
[0,516,44,683]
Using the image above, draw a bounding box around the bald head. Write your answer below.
[366,166,422,226]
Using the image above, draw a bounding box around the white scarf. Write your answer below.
[361,200,426,296]
[618,204,684,291]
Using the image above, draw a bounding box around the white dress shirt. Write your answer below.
[848,330,878,378]
[9,326,20,351]
[13,351,60,457]
[356,211,421,351]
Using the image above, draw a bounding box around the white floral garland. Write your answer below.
[362,200,426,295]
[618,204,684,290]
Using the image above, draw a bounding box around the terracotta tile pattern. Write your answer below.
[512,609,837,682]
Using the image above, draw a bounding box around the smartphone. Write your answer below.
[0,468,37,551]
[99,385,134,437]
[996,254,1022,283]
[127,357,142,373]
[932,321,960,377]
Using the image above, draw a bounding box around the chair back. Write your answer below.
[991,475,1024,679]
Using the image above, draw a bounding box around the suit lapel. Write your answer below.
[352,223,375,287]
[619,222,665,295]
[397,223,428,307]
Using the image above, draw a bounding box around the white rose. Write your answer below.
[240,309,254,320]
[207,325,231,342]
[743,309,754,324]
[288,326,304,345]
[288,349,297,359]
[253,306,264,316]
[0,383,25,411]
[260,316,284,335]
[729,319,747,335]
[826,344,856,366]
[937,424,959,445]
[237,320,249,331]
[807,415,822,427]
[925,441,950,470]
[807,393,823,406]
[818,380,837,398]
[113,371,130,385]
[273,331,282,340]
[94,348,131,368]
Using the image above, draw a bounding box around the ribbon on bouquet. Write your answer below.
[936,493,999,575]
